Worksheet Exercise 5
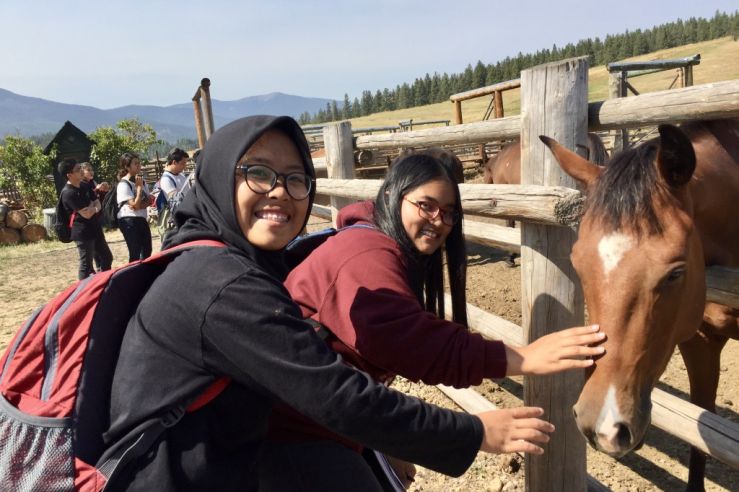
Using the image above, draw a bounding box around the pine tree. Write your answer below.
[330,101,340,121]
[352,97,362,118]
[473,61,487,88]
[383,88,395,111]
[342,93,351,119]
[361,90,374,116]
[374,90,385,112]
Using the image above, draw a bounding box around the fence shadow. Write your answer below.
[466,242,517,267]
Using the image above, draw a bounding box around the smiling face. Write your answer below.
[234,129,309,251]
[400,178,456,255]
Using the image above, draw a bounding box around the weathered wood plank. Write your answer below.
[589,79,739,131]
[462,219,520,253]
[355,117,521,150]
[354,79,739,149]
[323,123,355,225]
[706,266,739,309]
[315,179,583,227]
[520,57,588,492]
[450,79,521,102]
[651,388,739,468]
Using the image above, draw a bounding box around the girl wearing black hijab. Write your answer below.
[103,116,553,491]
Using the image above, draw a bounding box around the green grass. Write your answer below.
[344,36,739,129]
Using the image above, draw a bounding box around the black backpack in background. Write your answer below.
[53,196,73,243]
[101,187,119,229]
[102,181,135,229]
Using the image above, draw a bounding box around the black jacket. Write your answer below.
[106,246,482,491]
[104,115,483,491]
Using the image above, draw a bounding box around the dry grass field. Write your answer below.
[344,36,739,130]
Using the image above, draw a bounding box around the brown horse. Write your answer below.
[483,133,608,185]
[483,133,609,266]
[541,119,739,491]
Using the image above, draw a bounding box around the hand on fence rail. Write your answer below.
[504,324,606,376]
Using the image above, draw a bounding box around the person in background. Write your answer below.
[260,152,605,490]
[103,116,556,491]
[116,152,152,261]
[80,161,111,201]
[159,148,190,198]
[80,161,113,271]
[58,158,113,279]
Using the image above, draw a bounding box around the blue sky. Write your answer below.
[1,0,736,108]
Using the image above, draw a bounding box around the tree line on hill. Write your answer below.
[299,10,739,125]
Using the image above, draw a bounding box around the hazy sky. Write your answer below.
[2,0,736,108]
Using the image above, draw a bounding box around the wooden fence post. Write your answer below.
[200,78,215,139]
[520,57,588,492]
[453,100,463,124]
[323,122,355,225]
[192,99,206,149]
[494,90,504,118]
[608,72,629,152]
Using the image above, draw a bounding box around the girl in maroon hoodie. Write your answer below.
[261,152,606,490]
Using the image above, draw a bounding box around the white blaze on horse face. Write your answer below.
[598,233,634,280]
[595,385,625,453]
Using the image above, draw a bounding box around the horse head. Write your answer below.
[540,126,706,457]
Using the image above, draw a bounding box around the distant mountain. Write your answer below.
[0,88,337,142]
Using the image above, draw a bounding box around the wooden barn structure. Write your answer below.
[43,121,93,196]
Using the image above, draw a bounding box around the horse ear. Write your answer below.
[539,135,603,187]
[657,125,696,188]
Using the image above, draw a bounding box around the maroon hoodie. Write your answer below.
[268,201,507,449]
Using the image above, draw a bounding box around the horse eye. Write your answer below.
[665,266,685,285]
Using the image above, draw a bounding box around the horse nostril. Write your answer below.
[615,423,632,449]
[572,407,578,419]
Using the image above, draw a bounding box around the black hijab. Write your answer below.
[163,115,316,279]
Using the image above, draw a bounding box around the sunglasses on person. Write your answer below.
[235,164,313,200]
[404,197,460,226]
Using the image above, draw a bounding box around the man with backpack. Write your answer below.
[58,158,113,279]
[158,148,189,199]
[153,148,190,239]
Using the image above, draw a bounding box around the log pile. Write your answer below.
[0,199,47,245]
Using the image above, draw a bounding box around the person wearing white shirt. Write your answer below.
[160,148,190,197]
[116,152,152,261]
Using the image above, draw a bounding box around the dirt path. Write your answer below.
[1,228,737,491]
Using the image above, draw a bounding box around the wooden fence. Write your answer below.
[312,59,739,491]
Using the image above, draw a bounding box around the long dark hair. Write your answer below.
[374,153,468,326]
[117,152,140,180]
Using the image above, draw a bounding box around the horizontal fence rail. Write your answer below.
[316,179,583,227]
[355,79,739,150]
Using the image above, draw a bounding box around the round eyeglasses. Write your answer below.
[404,198,460,226]
[236,164,313,201]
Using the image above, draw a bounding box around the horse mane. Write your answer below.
[586,138,669,235]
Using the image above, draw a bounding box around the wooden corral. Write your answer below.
[313,63,739,491]
[607,54,701,152]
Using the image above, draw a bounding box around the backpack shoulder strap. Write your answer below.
[99,239,229,488]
